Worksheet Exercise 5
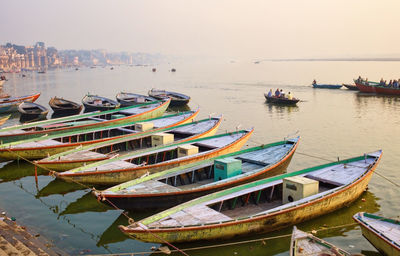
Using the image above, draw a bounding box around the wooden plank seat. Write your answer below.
[120,180,182,194]
[49,150,107,162]
[148,205,232,228]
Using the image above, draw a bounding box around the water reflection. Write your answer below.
[59,192,113,216]
[36,179,85,198]
[0,161,47,182]
[264,102,299,115]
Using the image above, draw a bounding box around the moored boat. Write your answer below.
[18,102,49,121]
[56,128,254,185]
[353,212,400,255]
[49,97,82,116]
[354,80,400,95]
[264,94,299,105]
[342,83,359,91]
[116,92,157,107]
[118,150,382,243]
[0,99,170,144]
[34,113,222,170]
[148,89,190,107]
[290,226,352,256]
[0,110,198,161]
[82,94,120,112]
[94,137,299,210]
[0,92,40,105]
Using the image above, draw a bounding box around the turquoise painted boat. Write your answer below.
[95,137,299,210]
[119,150,382,243]
[0,99,170,143]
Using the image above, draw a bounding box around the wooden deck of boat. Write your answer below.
[0,215,65,256]
[12,139,64,149]
[171,119,217,134]
[361,214,400,247]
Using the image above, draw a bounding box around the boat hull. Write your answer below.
[264,94,299,105]
[57,130,252,185]
[120,158,378,243]
[355,82,400,95]
[312,84,342,89]
[342,84,359,91]
[98,146,296,210]
[353,213,400,256]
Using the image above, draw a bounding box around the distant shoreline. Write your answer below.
[264,58,400,62]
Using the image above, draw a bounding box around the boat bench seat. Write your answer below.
[305,174,343,187]
[116,127,136,134]
[236,157,269,166]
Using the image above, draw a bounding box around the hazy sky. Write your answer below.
[2,0,400,59]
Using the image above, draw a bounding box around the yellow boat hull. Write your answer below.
[58,129,251,185]
[120,162,377,243]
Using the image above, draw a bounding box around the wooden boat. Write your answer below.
[0,93,40,105]
[342,83,359,91]
[264,94,299,105]
[119,150,382,243]
[49,97,82,115]
[116,92,157,107]
[148,89,190,107]
[56,128,254,185]
[0,115,10,126]
[82,94,120,112]
[0,102,22,114]
[354,80,400,95]
[0,110,198,161]
[35,114,218,171]
[94,137,299,210]
[353,212,400,255]
[0,99,170,144]
[18,102,49,121]
[312,84,342,89]
[290,226,352,256]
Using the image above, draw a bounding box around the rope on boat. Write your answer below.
[83,222,361,256]
[3,147,189,256]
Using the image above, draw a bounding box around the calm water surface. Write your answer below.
[1,60,399,255]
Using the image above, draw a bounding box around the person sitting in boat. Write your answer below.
[275,89,280,97]
[287,92,293,100]
[312,79,317,85]
[280,89,285,98]
[365,78,369,85]
[389,80,393,87]
[379,78,385,86]
[267,89,273,97]
[357,76,362,83]
[393,80,398,88]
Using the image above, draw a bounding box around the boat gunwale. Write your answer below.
[101,137,300,197]
[120,150,382,233]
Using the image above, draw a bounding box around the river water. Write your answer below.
[0,60,399,255]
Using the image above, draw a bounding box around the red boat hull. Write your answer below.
[355,82,400,95]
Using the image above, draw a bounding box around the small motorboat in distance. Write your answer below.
[264,94,299,105]
[312,80,342,89]
[290,226,353,256]
[148,89,190,107]
[116,92,157,107]
[342,83,359,91]
[82,94,120,112]
[18,102,49,122]
[353,212,400,255]
[49,97,82,116]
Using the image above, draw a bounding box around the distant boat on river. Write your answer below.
[49,97,82,116]
[264,94,299,105]
[342,83,359,90]
[148,89,190,107]
[18,102,49,121]
[354,79,400,95]
[82,94,120,112]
